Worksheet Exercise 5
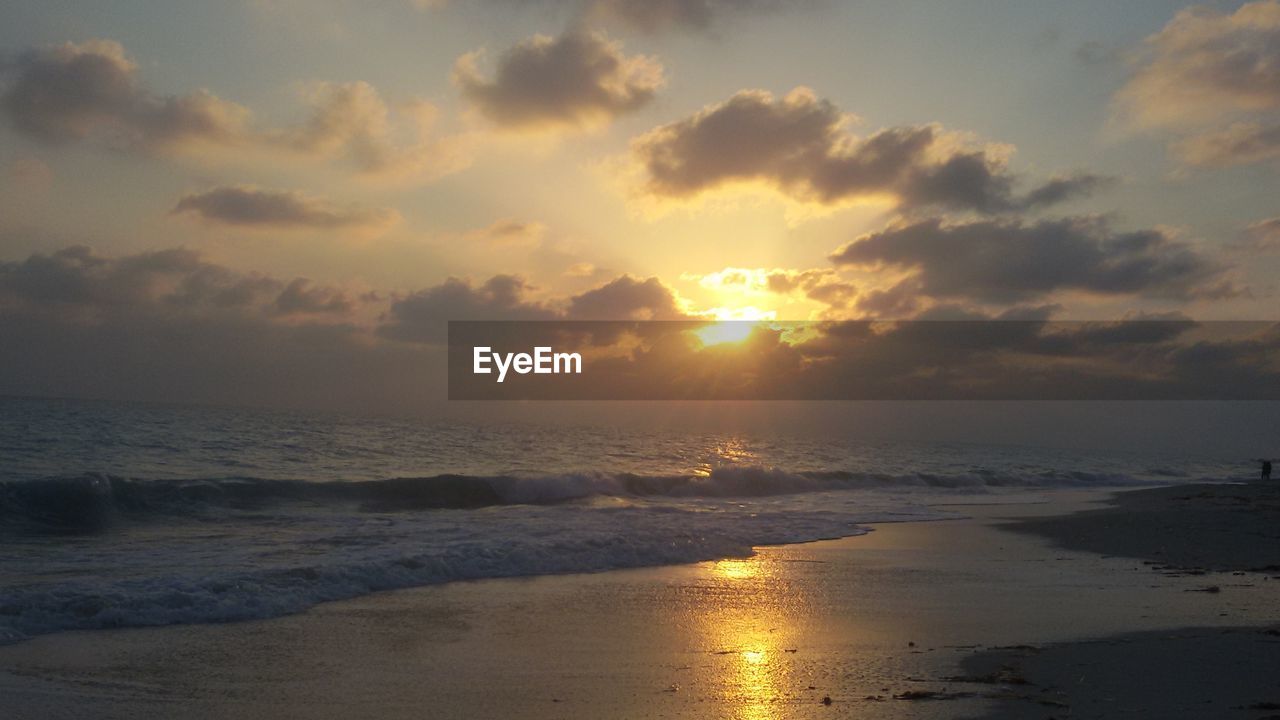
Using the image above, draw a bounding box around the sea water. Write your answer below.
[0,395,1250,644]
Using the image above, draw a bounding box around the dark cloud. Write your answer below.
[583,0,790,33]
[0,246,362,320]
[802,280,856,310]
[759,269,829,294]
[455,31,663,131]
[0,40,248,147]
[448,317,1280,401]
[0,247,409,411]
[377,275,557,344]
[830,217,1238,304]
[274,279,355,315]
[378,272,688,343]
[2,247,1276,407]
[173,186,398,232]
[565,275,687,319]
[441,0,793,34]
[1018,173,1113,208]
[854,278,922,318]
[0,246,274,311]
[0,41,465,180]
[631,88,1106,213]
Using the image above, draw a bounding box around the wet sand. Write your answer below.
[1002,481,1280,572]
[2,489,1279,719]
[963,481,1280,719]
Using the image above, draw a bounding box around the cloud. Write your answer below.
[0,246,432,411]
[449,314,1280,402]
[691,266,834,294]
[802,280,856,310]
[689,266,854,312]
[0,246,276,311]
[583,0,790,33]
[1114,2,1280,169]
[0,40,468,181]
[377,276,558,343]
[377,272,689,343]
[2,246,1275,408]
[0,39,250,148]
[1115,1,1280,130]
[0,245,366,316]
[173,186,399,233]
[269,81,470,180]
[421,0,792,33]
[1238,216,1280,253]
[273,278,356,315]
[830,216,1238,304]
[468,219,548,245]
[455,31,663,131]
[853,278,923,318]
[564,275,687,319]
[629,87,1106,214]
[1172,121,1280,167]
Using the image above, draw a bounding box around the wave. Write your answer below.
[0,466,1168,533]
[0,499,918,645]
[0,464,1221,644]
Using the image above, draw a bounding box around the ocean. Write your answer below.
[0,395,1252,645]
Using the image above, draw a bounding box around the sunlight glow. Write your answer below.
[695,309,774,346]
[696,321,757,346]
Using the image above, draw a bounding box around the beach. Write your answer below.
[3,485,1278,719]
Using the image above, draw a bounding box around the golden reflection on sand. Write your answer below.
[711,558,758,581]
[697,553,805,720]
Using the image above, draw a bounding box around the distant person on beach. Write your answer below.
[1263,459,1272,481]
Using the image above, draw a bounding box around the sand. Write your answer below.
[1002,481,1280,572]
[962,481,1280,719]
[2,488,1279,719]
[961,626,1280,719]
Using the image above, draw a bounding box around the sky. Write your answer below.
[1,0,1279,423]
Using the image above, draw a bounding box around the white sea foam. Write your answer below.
[0,492,945,643]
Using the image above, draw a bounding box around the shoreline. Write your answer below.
[2,485,1278,718]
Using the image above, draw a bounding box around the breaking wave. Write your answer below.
[0,466,1162,533]
[0,465,1193,644]
[0,490,924,645]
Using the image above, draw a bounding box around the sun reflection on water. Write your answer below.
[712,558,758,581]
[723,627,787,719]
[693,553,806,720]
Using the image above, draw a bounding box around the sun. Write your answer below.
[696,321,756,346]
[694,307,776,346]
